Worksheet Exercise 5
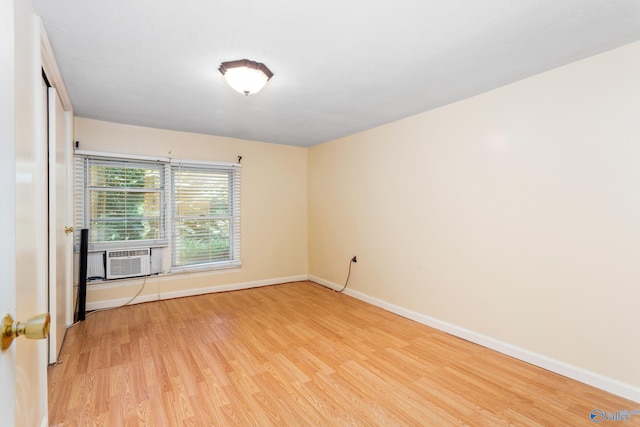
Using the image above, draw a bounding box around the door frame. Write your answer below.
[40,20,74,361]
[46,84,73,363]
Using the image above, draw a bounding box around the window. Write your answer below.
[171,163,241,269]
[83,158,164,244]
[75,153,241,273]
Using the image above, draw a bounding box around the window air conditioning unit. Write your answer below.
[106,248,151,280]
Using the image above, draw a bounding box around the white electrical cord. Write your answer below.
[67,275,149,328]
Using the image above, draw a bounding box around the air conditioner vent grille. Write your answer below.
[108,249,150,258]
[106,248,151,279]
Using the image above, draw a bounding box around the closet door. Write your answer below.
[48,86,72,363]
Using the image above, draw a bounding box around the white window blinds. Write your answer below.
[74,151,242,272]
[75,156,165,248]
[171,162,241,270]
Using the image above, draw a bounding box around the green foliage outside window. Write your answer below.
[172,168,232,267]
[88,164,163,243]
[82,157,239,268]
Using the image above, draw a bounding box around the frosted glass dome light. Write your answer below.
[219,59,273,95]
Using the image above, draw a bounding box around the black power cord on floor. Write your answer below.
[337,255,357,293]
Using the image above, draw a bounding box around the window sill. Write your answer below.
[84,263,242,288]
[171,260,243,274]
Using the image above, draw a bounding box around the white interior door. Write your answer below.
[48,86,70,363]
[0,2,18,423]
[3,1,50,425]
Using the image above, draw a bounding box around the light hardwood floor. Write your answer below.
[48,281,639,426]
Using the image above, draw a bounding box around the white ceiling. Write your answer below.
[33,0,640,147]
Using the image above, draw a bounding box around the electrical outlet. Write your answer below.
[351,256,357,263]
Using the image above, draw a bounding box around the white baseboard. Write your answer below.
[309,275,640,403]
[85,274,308,311]
[84,273,640,403]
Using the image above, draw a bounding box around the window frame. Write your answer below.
[170,159,242,272]
[74,151,242,273]
[82,157,166,250]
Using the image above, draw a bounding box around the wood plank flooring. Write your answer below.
[48,281,640,426]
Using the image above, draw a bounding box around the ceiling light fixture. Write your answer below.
[219,59,273,95]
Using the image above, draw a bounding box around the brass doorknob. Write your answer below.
[64,226,74,233]
[1,313,50,350]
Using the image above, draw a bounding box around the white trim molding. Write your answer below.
[84,275,308,311]
[309,275,640,404]
[83,273,640,403]
[39,18,72,112]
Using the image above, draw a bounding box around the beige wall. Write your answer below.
[75,118,308,304]
[309,41,640,391]
[73,42,640,398]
